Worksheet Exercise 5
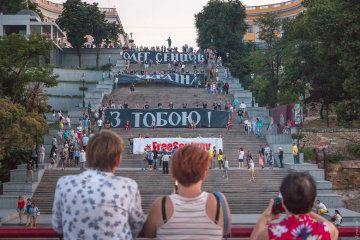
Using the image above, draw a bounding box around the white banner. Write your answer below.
[133,138,223,154]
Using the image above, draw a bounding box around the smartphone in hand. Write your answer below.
[272,197,285,215]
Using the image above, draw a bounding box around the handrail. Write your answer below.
[0,227,358,238]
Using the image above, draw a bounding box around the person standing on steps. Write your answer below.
[249,159,255,182]
[212,146,217,169]
[234,98,239,110]
[222,157,229,179]
[97,118,103,132]
[29,202,39,228]
[238,148,245,168]
[31,145,38,169]
[26,159,34,184]
[278,147,284,168]
[17,195,25,224]
[237,108,244,124]
[25,198,32,226]
[153,147,158,170]
[39,144,45,164]
[293,143,299,164]
[257,118,262,137]
[246,149,253,169]
[162,152,170,174]
[60,148,66,170]
[79,149,86,170]
[218,149,224,169]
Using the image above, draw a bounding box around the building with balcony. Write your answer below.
[244,0,305,43]
[34,0,129,47]
[0,9,65,48]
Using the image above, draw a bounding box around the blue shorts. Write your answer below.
[148,160,153,165]
[61,158,66,163]
[17,207,24,212]
[238,158,244,162]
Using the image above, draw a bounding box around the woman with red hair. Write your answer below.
[142,145,232,239]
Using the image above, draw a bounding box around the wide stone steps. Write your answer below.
[31,169,289,214]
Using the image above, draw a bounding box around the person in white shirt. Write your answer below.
[249,159,255,182]
[162,153,170,174]
[66,115,71,129]
[97,119,103,131]
[52,130,144,240]
[315,200,328,214]
[114,76,118,88]
[238,148,245,168]
[79,149,86,170]
[222,158,229,179]
[240,101,246,112]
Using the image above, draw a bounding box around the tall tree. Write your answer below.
[242,15,284,108]
[88,3,122,69]
[281,0,346,127]
[195,0,247,60]
[56,0,90,68]
[0,0,44,19]
[0,34,58,113]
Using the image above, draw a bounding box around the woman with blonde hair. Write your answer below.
[143,145,232,239]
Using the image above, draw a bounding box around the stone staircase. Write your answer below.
[31,168,290,215]
[2,58,360,227]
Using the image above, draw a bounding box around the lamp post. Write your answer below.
[81,73,85,108]
[251,73,255,107]
[108,55,111,78]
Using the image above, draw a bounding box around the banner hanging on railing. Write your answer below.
[118,73,204,87]
[105,108,230,128]
[122,51,206,64]
[133,138,223,154]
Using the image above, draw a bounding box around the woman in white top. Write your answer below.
[238,148,245,168]
[142,145,232,239]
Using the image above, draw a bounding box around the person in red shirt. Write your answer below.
[250,172,338,240]
[17,195,25,224]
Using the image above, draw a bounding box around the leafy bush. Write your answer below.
[292,133,305,140]
[300,147,316,161]
[100,63,113,71]
[328,152,345,163]
[346,143,360,157]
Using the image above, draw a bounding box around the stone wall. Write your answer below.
[61,48,122,68]
[327,160,360,212]
[327,160,360,188]
[299,128,360,153]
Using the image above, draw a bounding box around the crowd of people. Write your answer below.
[16,196,39,228]
[48,131,338,239]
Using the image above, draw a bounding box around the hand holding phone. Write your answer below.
[272,197,285,215]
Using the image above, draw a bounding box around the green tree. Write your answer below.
[0,34,58,113]
[195,0,247,62]
[0,0,44,19]
[281,0,346,127]
[0,99,47,181]
[56,0,90,68]
[88,3,122,69]
[242,15,284,107]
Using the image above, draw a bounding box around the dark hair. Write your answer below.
[280,172,317,214]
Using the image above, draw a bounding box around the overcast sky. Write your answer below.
[53,0,286,48]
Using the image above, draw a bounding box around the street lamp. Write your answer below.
[81,73,85,108]
[251,73,255,107]
[108,55,111,78]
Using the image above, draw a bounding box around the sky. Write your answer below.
[53,0,287,48]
